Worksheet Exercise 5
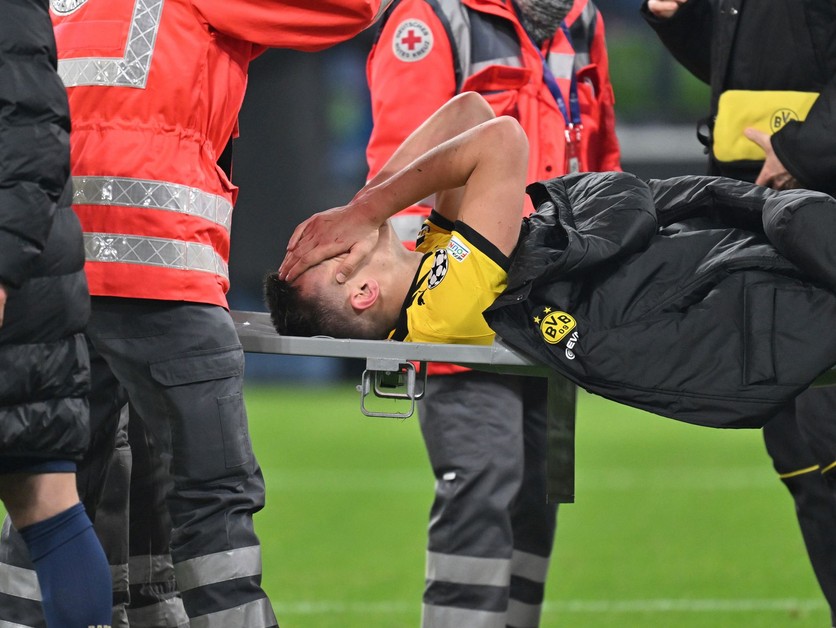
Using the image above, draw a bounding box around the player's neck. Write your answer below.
[388,248,424,304]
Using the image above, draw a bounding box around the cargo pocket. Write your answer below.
[217,392,248,468]
[149,345,251,472]
[744,283,776,385]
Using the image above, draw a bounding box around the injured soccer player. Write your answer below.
[269,91,524,344]
[268,91,836,431]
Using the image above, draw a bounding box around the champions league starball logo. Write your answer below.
[427,249,449,289]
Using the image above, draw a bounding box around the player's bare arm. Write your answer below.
[279,92,507,282]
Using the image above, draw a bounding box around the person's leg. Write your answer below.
[0,469,111,628]
[507,376,558,628]
[0,341,130,628]
[87,298,277,627]
[73,342,134,627]
[126,406,189,628]
[0,514,44,628]
[791,386,836,626]
[763,398,836,625]
[417,371,525,628]
[92,404,132,627]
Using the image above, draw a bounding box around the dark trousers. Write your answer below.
[763,386,836,624]
[85,298,276,627]
[0,298,277,628]
[418,371,558,628]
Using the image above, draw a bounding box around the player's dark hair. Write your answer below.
[264,272,325,337]
[263,272,391,340]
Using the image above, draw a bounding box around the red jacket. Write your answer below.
[52,0,391,308]
[366,0,621,373]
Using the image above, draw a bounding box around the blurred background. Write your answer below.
[228,0,710,380]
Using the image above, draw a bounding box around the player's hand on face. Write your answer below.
[647,0,687,19]
[744,127,800,191]
[279,204,380,284]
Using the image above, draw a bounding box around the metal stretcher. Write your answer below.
[232,310,577,503]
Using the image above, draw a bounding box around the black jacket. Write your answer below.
[0,0,90,460]
[641,0,836,194]
[485,172,836,428]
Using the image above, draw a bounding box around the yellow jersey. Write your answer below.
[388,211,510,345]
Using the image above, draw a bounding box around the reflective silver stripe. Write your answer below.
[434,0,596,88]
[112,603,129,628]
[188,597,276,628]
[574,1,597,68]
[174,545,262,592]
[111,562,129,592]
[437,0,472,87]
[84,233,228,278]
[0,563,41,601]
[126,596,189,628]
[421,603,505,628]
[426,550,509,587]
[506,598,543,628]
[129,553,176,584]
[0,619,36,628]
[74,176,233,232]
[374,0,396,21]
[547,52,576,82]
[510,549,551,583]
[390,214,427,243]
[58,0,164,88]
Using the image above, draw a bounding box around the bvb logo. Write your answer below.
[770,108,800,133]
[535,308,576,345]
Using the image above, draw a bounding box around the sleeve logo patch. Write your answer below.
[392,19,434,62]
[427,249,449,289]
[534,307,576,346]
[446,235,470,262]
[51,0,88,13]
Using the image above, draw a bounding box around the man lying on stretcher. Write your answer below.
[268,92,836,430]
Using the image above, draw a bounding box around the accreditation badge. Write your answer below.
[564,124,583,174]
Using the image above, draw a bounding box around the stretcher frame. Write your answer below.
[234,309,836,505]
[232,310,577,503]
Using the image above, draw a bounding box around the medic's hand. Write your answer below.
[0,283,6,329]
[279,204,380,284]
[647,0,688,19]
[744,127,800,191]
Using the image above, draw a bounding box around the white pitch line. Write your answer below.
[272,598,828,615]
[262,467,781,492]
[550,599,828,613]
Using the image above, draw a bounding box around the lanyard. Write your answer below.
[510,3,584,172]
[524,21,583,172]
[528,23,582,129]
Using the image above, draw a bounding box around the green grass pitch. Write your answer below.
[248,381,831,627]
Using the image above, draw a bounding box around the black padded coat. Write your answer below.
[641,0,836,194]
[0,0,91,460]
[485,172,836,428]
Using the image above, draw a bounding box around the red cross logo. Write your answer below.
[393,19,433,62]
[400,29,423,51]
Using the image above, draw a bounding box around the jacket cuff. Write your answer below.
[0,230,37,289]
[771,124,813,190]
